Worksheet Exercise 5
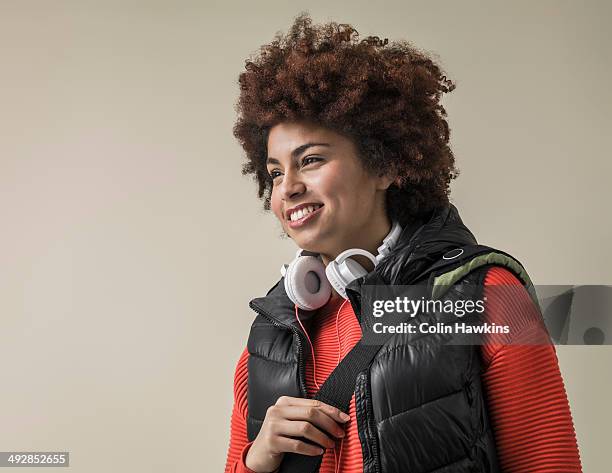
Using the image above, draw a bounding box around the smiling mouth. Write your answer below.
[287,203,323,222]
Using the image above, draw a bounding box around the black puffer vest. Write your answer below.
[246,204,540,473]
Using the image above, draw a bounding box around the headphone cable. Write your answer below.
[294,299,348,472]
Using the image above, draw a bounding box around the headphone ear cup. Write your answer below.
[284,255,332,311]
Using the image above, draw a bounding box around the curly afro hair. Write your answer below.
[233,12,459,225]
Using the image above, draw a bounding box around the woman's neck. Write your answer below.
[320,218,392,270]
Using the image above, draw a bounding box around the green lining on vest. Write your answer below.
[431,252,540,310]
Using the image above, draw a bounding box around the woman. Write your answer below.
[225,13,582,473]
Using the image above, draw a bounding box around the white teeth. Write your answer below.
[289,204,321,222]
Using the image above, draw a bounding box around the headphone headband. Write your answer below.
[335,248,378,266]
[376,220,402,262]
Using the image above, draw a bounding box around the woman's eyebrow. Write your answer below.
[266,142,331,165]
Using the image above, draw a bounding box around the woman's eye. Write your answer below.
[302,156,322,166]
[269,170,282,179]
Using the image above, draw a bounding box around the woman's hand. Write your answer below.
[245,396,350,473]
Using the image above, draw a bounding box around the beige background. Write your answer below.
[0,1,610,471]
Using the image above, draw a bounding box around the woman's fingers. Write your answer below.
[275,396,350,425]
[271,420,337,449]
[247,395,351,469]
[247,396,349,472]
[275,405,347,439]
[275,436,326,456]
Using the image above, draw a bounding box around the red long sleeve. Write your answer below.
[224,266,582,472]
[480,267,582,472]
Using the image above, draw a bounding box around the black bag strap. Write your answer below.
[276,341,383,473]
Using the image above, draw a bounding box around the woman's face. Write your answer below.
[267,121,393,262]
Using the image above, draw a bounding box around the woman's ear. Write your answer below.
[376,171,398,191]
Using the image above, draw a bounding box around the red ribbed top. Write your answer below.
[224,267,582,472]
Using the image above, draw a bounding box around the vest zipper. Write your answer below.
[249,301,308,398]
[347,285,381,471]
[356,370,381,473]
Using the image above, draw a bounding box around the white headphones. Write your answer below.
[280,221,402,310]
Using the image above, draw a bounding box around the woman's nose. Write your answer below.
[280,171,306,200]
